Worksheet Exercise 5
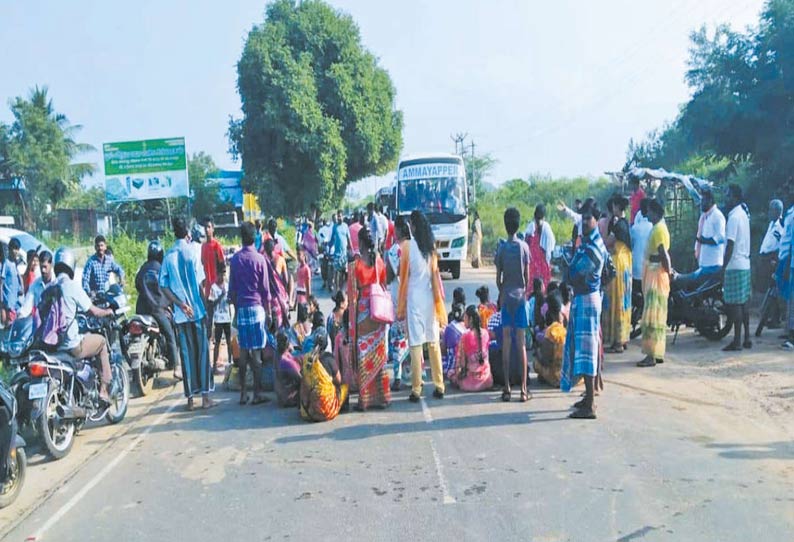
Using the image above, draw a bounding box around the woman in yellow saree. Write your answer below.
[603,196,633,353]
[299,329,348,422]
[637,199,672,368]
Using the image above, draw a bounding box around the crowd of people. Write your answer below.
[6,176,794,424]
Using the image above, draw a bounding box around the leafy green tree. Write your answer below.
[3,86,96,227]
[187,151,235,222]
[464,152,497,205]
[58,185,105,210]
[229,0,403,215]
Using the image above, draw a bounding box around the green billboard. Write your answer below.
[103,137,189,202]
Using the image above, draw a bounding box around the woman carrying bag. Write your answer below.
[398,210,448,403]
[349,226,392,411]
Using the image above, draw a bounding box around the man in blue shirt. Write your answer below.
[561,201,607,420]
[160,217,215,411]
[82,235,125,296]
[1,237,23,325]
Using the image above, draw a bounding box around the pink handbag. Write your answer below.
[369,282,395,324]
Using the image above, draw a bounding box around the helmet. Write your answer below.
[147,240,164,262]
[53,247,76,279]
[190,223,205,242]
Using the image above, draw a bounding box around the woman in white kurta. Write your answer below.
[397,211,448,402]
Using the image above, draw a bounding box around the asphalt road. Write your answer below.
[2,264,793,542]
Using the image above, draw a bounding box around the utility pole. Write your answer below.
[469,140,477,204]
[450,132,467,155]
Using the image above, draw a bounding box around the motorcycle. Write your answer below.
[0,314,36,368]
[12,284,131,460]
[0,379,26,509]
[123,314,168,396]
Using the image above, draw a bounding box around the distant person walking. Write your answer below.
[758,199,784,327]
[630,199,653,306]
[160,217,216,411]
[637,200,672,368]
[722,185,752,351]
[397,211,448,402]
[561,201,607,419]
[471,211,483,268]
[524,204,556,288]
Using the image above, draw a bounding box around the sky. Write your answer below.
[0,0,767,198]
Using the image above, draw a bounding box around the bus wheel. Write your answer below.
[449,261,461,280]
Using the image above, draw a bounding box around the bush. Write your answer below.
[476,175,614,259]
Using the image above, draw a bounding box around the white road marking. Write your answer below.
[31,396,182,541]
[420,397,456,505]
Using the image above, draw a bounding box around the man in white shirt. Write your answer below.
[376,205,389,252]
[630,201,653,294]
[675,188,726,290]
[722,185,752,351]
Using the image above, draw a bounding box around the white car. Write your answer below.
[0,227,50,274]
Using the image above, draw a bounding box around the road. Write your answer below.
[2,263,793,541]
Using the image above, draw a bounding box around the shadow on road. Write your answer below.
[706,440,794,461]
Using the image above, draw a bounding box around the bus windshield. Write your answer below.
[398,177,466,221]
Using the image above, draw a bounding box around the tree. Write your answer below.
[2,86,96,228]
[187,151,235,222]
[229,0,403,215]
[464,152,498,206]
[58,185,105,210]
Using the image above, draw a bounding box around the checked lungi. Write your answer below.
[561,292,602,393]
[236,305,268,350]
[724,269,751,305]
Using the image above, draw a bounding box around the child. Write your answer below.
[527,278,545,350]
[327,290,347,346]
[442,303,467,378]
[295,246,312,306]
[291,303,311,350]
[560,281,573,326]
[209,264,232,375]
[448,287,467,322]
[450,305,493,392]
[335,309,357,393]
[475,285,498,328]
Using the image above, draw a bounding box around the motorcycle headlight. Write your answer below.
[451,236,466,249]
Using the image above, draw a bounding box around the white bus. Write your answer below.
[395,154,468,279]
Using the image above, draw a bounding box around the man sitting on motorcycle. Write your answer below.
[51,248,115,403]
[135,241,182,381]
[674,188,726,291]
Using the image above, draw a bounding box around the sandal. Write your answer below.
[742,340,753,349]
[408,392,421,403]
[251,395,270,405]
[501,389,511,402]
[722,342,742,352]
[606,345,624,354]
[520,391,531,402]
[636,358,656,367]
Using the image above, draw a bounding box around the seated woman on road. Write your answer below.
[534,292,567,388]
[300,328,348,422]
[442,303,467,379]
[475,285,498,330]
[450,305,493,392]
[275,331,301,408]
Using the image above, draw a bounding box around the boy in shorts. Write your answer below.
[494,207,531,402]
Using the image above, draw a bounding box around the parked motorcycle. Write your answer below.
[12,284,131,460]
[0,379,26,509]
[0,315,36,368]
[123,314,168,396]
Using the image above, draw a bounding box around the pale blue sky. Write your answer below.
[1,0,765,197]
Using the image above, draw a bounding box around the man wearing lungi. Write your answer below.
[160,217,216,411]
[229,221,272,405]
[561,201,607,419]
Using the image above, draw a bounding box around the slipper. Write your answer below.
[501,389,511,402]
[251,395,270,405]
[573,398,587,409]
[742,340,753,349]
[520,391,531,402]
[606,346,624,354]
[636,358,656,367]
[202,399,219,410]
[722,343,742,352]
[569,408,597,419]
